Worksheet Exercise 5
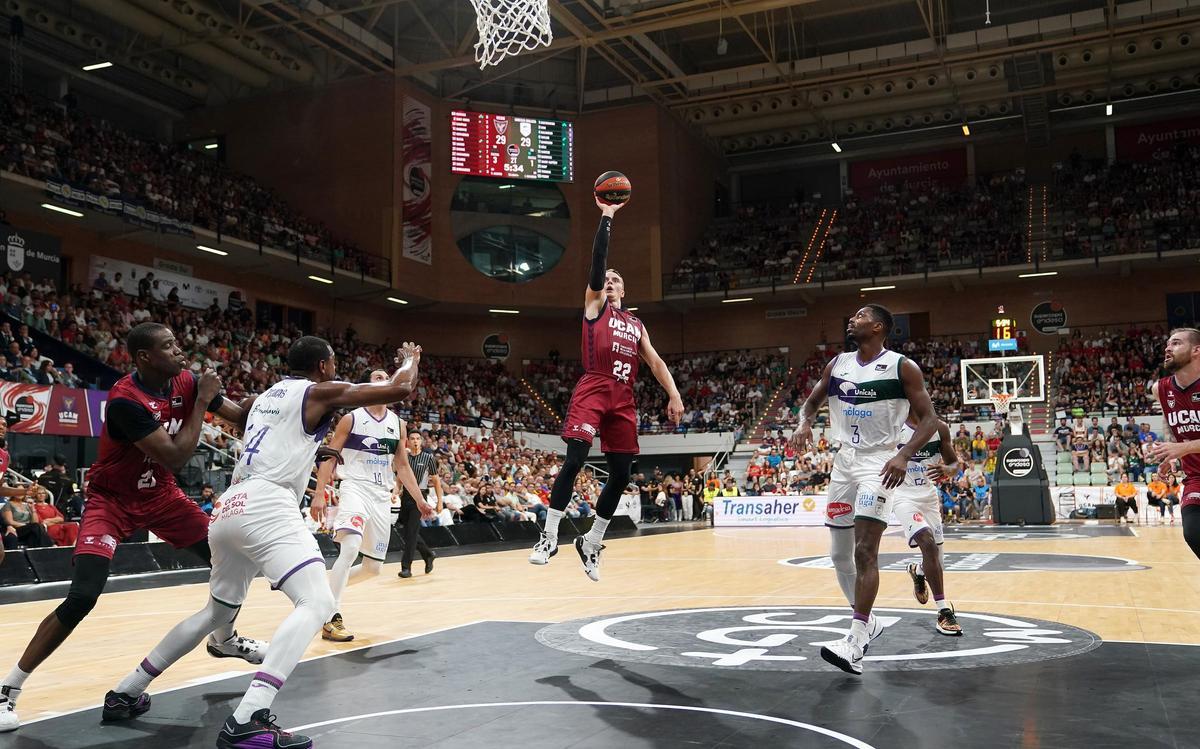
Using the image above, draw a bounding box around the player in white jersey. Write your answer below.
[105,337,422,749]
[790,304,938,675]
[315,369,435,642]
[893,416,963,636]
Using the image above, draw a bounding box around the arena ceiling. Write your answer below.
[7,1,1200,153]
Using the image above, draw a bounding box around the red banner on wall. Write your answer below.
[848,148,968,194]
[1115,116,1200,161]
[0,383,101,437]
[45,387,93,437]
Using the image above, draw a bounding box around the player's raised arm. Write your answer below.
[585,198,624,319]
[127,370,223,472]
[791,358,835,451]
[304,343,422,430]
[637,326,684,424]
[211,395,257,432]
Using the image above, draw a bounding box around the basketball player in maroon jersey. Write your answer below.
[529,197,684,581]
[1150,327,1200,558]
[0,322,265,732]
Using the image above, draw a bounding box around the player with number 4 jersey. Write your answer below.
[529,195,684,582]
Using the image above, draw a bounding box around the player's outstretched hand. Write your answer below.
[595,196,623,217]
[396,342,422,366]
[309,490,326,524]
[667,397,684,424]
[198,369,222,405]
[880,454,908,490]
[1150,441,1189,464]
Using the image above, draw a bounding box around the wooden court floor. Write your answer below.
[0,521,1194,724]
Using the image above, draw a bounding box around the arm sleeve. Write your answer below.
[106,399,161,443]
[589,216,612,291]
[189,371,224,412]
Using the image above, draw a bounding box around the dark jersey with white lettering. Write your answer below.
[88,371,212,501]
[1157,375,1200,482]
[581,301,642,387]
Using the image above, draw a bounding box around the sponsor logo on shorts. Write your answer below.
[577,423,597,436]
[912,512,924,523]
[1002,448,1035,478]
[214,492,246,520]
[857,491,883,509]
[351,515,365,529]
[825,501,852,519]
[80,534,118,553]
[783,552,1147,573]
[535,606,1101,672]
[1187,492,1200,502]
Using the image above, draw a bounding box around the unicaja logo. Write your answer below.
[6,234,25,272]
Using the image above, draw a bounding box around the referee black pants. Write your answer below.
[396,494,433,571]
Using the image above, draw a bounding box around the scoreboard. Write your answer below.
[450,110,574,182]
[989,306,1018,352]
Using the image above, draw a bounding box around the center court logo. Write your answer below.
[535,606,1101,672]
[782,552,1147,573]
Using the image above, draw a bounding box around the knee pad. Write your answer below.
[336,531,364,555]
[55,555,110,629]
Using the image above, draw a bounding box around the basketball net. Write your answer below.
[470,0,554,69]
[990,391,1012,416]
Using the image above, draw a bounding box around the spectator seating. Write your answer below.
[0,94,385,280]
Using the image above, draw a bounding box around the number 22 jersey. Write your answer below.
[581,301,642,387]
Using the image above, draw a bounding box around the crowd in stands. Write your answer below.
[0,94,385,279]
[667,173,1026,293]
[824,173,1027,282]
[1053,144,1200,259]
[1051,326,1163,417]
[525,349,788,435]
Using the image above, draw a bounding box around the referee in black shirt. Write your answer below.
[396,430,439,577]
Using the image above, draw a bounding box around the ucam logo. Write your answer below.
[535,606,1101,672]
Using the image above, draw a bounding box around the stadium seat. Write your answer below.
[1073,472,1091,484]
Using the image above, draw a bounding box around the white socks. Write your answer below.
[116,659,158,697]
[584,516,610,546]
[233,674,281,723]
[543,508,564,539]
[1,667,28,705]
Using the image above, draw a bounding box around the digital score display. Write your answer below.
[450,110,574,182]
[989,306,1018,352]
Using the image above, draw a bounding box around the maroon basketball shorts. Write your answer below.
[76,487,209,559]
[561,373,639,454]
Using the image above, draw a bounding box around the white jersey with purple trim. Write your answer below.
[338,407,401,487]
[230,377,333,504]
[826,349,910,452]
[895,423,941,499]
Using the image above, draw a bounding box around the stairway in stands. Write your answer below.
[791,209,838,284]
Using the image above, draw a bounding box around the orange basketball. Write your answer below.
[594,171,632,206]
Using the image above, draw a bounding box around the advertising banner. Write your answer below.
[401,97,433,265]
[714,494,829,527]
[1115,116,1200,161]
[3,227,63,284]
[848,148,967,194]
[88,255,241,311]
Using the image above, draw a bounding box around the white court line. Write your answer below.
[288,700,879,749]
[19,620,486,727]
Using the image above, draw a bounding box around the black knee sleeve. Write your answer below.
[54,554,111,629]
[595,453,635,519]
[1184,505,1200,560]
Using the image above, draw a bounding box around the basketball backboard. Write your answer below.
[959,355,1046,406]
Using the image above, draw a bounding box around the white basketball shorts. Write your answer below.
[207,478,324,607]
[890,484,944,547]
[333,478,394,561]
[825,447,893,528]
